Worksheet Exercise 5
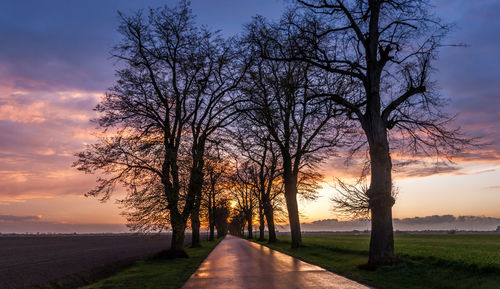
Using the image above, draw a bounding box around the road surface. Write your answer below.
[182,235,371,289]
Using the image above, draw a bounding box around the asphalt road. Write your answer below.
[0,234,177,289]
[182,235,371,289]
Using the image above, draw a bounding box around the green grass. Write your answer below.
[253,234,500,289]
[79,238,221,289]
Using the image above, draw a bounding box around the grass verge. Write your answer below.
[252,234,499,289]
[79,238,221,289]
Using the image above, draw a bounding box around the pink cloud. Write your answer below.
[0,214,42,222]
[0,84,101,202]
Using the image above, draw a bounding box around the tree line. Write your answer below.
[74,0,471,267]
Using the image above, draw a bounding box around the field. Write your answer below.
[0,235,181,289]
[254,233,500,289]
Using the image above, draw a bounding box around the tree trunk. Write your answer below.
[187,155,204,247]
[216,217,225,238]
[216,224,223,238]
[284,188,301,248]
[258,203,265,241]
[190,194,201,247]
[283,166,301,248]
[169,214,188,258]
[246,214,253,239]
[361,4,395,266]
[365,118,396,266]
[264,202,277,243]
[208,192,215,241]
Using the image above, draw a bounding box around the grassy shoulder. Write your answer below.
[252,234,500,289]
[79,238,221,289]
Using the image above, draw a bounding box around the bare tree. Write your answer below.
[232,121,284,242]
[75,2,243,256]
[251,0,472,265]
[185,34,247,247]
[237,51,346,247]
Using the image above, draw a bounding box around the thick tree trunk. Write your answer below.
[361,2,395,266]
[215,208,228,238]
[264,202,277,243]
[216,218,225,238]
[283,157,301,248]
[169,214,188,258]
[284,188,301,248]
[364,117,396,266]
[216,224,223,238]
[187,155,204,247]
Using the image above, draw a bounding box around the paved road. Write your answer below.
[182,235,371,289]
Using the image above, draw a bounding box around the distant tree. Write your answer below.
[201,143,230,241]
[251,0,472,265]
[230,160,257,238]
[229,211,246,237]
[214,198,231,238]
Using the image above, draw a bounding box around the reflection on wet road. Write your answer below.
[182,235,371,289]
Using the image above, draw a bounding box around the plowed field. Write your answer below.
[0,235,182,289]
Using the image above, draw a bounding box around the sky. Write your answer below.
[0,0,499,233]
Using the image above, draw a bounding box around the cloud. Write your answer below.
[0,214,42,222]
[0,220,128,234]
[0,1,125,93]
[433,0,500,162]
[0,86,101,202]
[324,155,466,180]
[393,161,463,178]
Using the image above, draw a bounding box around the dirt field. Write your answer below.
[0,234,197,289]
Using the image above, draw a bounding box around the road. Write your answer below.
[182,235,371,289]
[0,234,177,289]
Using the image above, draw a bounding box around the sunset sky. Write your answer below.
[0,0,499,233]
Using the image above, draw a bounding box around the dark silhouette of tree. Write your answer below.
[214,198,230,238]
[74,1,244,256]
[250,0,472,265]
[229,211,246,237]
[237,51,347,247]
